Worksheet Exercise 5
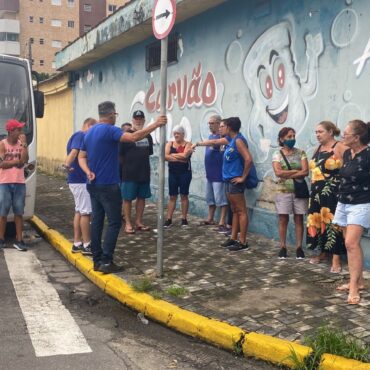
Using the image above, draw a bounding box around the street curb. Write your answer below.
[30,215,370,369]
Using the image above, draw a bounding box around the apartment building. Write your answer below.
[2,0,130,74]
[0,0,20,56]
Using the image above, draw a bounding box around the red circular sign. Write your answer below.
[152,0,176,40]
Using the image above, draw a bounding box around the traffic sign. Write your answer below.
[152,0,176,40]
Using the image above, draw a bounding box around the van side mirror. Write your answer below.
[34,90,44,118]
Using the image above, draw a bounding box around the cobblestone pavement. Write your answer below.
[35,173,370,345]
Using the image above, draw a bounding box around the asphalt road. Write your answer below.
[0,233,277,370]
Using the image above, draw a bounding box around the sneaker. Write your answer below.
[93,262,101,271]
[71,244,83,253]
[228,241,249,252]
[216,225,229,234]
[98,262,124,274]
[225,229,232,237]
[81,244,93,256]
[13,240,27,252]
[181,219,188,227]
[278,247,287,259]
[164,219,172,228]
[0,239,5,249]
[296,247,305,259]
[221,238,237,248]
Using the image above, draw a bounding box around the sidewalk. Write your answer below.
[35,173,370,345]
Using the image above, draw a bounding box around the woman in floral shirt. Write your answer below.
[306,121,347,272]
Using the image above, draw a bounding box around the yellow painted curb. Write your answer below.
[30,215,370,368]
[320,354,370,370]
[243,332,312,368]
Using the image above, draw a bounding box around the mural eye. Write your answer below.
[273,58,285,90]
[259,69,273,99]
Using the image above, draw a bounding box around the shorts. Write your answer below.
[333,202,370,229]
[206,181,228,206]
[0,183,26,216]
[225,181,245,194]
[274,192,308,215]
[69,183,92,215]
[121,181,151,201]
[168,171,192,196]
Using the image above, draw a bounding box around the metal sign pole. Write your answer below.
[156,37,168,277]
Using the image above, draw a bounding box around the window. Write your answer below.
[30,37,34,44]
[52,61,56,69]
[40,60,44,66]
[0,33,20,42]
[67,0,75,7]
[67,20,74,28]
[83,4,92,12]
[29,16,34,23]
[83,25,92,33]
[31,59,34,65]
[108,4,117,12]
[51,0,61,5]
[146,33,179,72]
[39,17,44,23]
[51,19,62,27]
[52,40,62,48]
[40,38,44,44]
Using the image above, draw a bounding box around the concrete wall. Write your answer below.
[37,73,73,175]
[68,0,370,259]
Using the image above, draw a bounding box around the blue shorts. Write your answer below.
[0,183,26,216]
[206,181,228,206]
[225,181,245,194]
[121,181,151,201]
[168,171,192,196]
[333,202,370,229]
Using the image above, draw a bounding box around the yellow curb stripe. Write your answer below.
[321,354,370,370]
[30,215,370,368]
[243,332,312,368]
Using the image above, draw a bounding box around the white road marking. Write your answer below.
[4,249,92,357]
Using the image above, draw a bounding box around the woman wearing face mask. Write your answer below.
[333,120,370,305]
[272,127,309,259]
[307,121,347,272]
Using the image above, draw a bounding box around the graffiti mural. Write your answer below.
[243,21,323,163]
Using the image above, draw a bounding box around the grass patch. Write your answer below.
[165,284,188,297]
[150,290,163,300]
[131,277,153,293]
[288,325,370,369]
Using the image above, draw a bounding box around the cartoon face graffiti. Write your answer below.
[243,22,323,162]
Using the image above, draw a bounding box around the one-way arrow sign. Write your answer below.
[152,0,176,40]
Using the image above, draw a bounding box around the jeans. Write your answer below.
[87,184,122,264]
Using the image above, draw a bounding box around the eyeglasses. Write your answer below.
[341,132,355,137]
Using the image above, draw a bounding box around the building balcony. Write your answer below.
[0,41,20,56]
[0,19,19,33]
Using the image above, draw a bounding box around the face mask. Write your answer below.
[283,139,296,149]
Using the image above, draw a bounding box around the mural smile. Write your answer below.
[266,95,289,124]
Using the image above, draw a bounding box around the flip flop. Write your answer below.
[336,283,365,292]
[136,225,151,231]
[124,228,136,234]
[309,256,326,264]
[347,294,361,305]
[330,266,342,274]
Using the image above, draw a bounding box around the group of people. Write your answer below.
[0,100,369,305]
[272,120,370,305]
[65,102,370,305]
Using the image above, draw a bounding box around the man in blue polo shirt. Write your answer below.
[78,101,166,274]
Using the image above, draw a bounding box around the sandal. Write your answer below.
[330,266,342,274]
[136,225,151,231]
[336,283,365,292]
[309,256,326,264]
[347,294,361,305]
[124,227,136,234]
